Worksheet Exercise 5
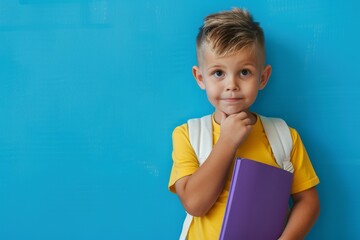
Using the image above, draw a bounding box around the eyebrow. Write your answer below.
[239,62,258,67]
[207,60,257,70]
[207,64,225,70]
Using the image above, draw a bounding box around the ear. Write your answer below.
[259,65,272,90]
[192,66,206,90]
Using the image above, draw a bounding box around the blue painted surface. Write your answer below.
[0,0,359,239]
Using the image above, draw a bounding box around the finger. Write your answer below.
[243,118,253,126]
[234,111,249,120]
[221,111,228,124]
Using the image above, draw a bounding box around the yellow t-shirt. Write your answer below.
[168,114,320,240]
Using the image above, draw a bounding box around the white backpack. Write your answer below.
[179,114,294,240]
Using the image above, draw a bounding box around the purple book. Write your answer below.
[219,158,294,240]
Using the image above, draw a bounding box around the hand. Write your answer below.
[219,111,254,149]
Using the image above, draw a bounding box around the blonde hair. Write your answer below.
[196,8,265,58]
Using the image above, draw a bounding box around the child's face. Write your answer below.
[193,44,271,121]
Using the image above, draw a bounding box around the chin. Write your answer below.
[224,109,246,116]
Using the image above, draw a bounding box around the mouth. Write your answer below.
[221,98,243,102]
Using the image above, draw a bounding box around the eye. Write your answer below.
[240,69,251,77]
[213,70,224,78]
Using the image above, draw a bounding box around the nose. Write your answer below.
[226,76,239,91]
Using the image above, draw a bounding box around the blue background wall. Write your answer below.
[0,0,359,239]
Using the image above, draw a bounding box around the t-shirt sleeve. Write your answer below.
[290,128,320,194]
[168,124,199,193]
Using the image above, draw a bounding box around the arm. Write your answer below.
[175,111,254,216]
[279,187,320,240]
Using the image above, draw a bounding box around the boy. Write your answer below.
[169,8,320,240]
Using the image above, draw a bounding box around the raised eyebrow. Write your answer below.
[241,67,254,71]
[239,62,257,68]
[207,64,225,71]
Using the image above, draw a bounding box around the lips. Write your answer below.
[221,98,243,102]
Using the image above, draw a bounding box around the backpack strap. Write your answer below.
[187,115,213,166]
[179,213,193,240]
[259,115,294,173]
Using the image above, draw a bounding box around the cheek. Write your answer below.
[204,84,221,98]
[243,82,260,97]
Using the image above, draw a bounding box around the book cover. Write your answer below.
[220,158,294,240]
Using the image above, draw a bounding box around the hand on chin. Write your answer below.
[222,108,249,116]
[215,108,249,124]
